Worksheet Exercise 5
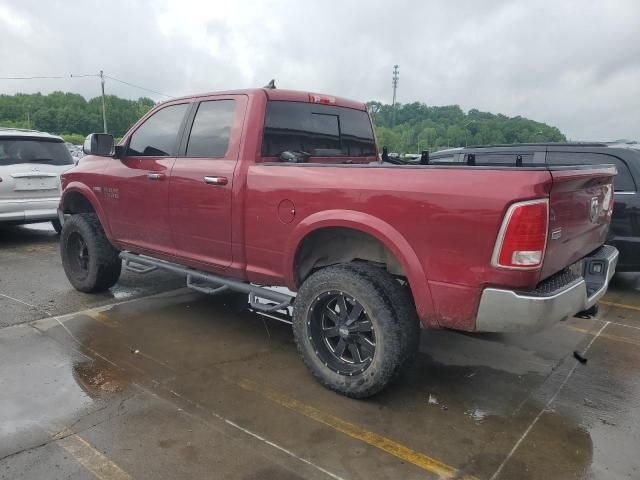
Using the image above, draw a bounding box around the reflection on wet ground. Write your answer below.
[1,224,639,479]
[1,286,639,479]
[0,223,184,327]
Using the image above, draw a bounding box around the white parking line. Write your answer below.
[489,321,610,480]
[0,292,39,309]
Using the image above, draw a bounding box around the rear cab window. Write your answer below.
[261,101,376,162]
[0,138,73,166]
[546,151,636,192]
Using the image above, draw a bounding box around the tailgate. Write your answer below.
[541,165,616,279]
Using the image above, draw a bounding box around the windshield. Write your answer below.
[0,138,75,166]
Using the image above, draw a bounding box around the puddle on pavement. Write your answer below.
[465,407,489,423]
[0,326,96,440]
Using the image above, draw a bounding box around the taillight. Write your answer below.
[603,185,614,216]
[492,199,549,269]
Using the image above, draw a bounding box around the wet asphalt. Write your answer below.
[0,224,639,479]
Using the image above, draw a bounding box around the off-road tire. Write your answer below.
[345,262,421,368]
[51,219,62,234]
[60,213,121,292]
[292,264,411,398]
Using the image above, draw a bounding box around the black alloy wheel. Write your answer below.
[308,291,377,375]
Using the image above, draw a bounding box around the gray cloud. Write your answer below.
[0,0,638,140]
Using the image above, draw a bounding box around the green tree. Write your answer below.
[0,91,156,138]
[369,101,566,153]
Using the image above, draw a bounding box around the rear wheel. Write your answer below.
[345,262,421,368]
[293,264,410,398]
[60,214,121,292]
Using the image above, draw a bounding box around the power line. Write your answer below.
[103,75,173,98]
[0,72,173,98]
[1,71,173,135]
[0,74,98,80]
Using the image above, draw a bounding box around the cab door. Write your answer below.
[169,95,247,269]
[102,102,190,256]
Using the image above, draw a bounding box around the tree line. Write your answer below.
[367,101,566,153]
[0,92,566,150]
[0,91,155,143]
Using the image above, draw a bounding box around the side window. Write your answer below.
[547,152,636,192]
[126,103,188,157]
[185,100,236,158]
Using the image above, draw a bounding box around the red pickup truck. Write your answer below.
[58,87,618,398]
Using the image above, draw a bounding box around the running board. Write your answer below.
[119,251,294,313]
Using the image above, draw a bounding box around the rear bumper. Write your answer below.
[475,245,618,333]
[0,197,60,223]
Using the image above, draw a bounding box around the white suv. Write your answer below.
[0,129,75,233]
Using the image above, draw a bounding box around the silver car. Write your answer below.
[0,129,75,233]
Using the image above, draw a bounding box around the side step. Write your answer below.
[120,251,294,314]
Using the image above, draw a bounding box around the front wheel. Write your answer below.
[293,265,409,398]
[51,219,62,234]
[60,214,122,292]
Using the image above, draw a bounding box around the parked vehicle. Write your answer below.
[58,89,618,397]
[0,128,75,233]
[429,143,640,271]
[65,142,85,164]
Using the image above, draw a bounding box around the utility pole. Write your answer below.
[100,70,107,133]
[391,65,399,128]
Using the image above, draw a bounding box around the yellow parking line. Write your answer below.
[565,325,640,347]
[600,300,640,312]
[56,433,131,480]
[232,377,477,480]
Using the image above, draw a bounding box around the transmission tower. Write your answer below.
[391,65,399,127]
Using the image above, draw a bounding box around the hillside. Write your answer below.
[367,101,566,153]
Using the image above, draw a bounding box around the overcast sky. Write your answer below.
[1,0,638,140]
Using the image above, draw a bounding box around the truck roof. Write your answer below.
[166,88,367,111]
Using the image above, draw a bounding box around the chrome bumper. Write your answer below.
[0,197,60,222]
[475,245,619,333]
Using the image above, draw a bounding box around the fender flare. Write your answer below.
[284,210,434,320]
[60,182,114,240]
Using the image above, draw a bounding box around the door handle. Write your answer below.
[147,173,165,180]
[203,176,228,186]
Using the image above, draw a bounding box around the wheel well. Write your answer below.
[62,191,96,215]
[294,227,406,286]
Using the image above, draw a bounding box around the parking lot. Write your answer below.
[1,223,639,480]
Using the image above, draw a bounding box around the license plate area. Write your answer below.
[583,250,612,297]
[14,177,58,191]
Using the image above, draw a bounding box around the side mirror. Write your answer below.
[83,133,114,156]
